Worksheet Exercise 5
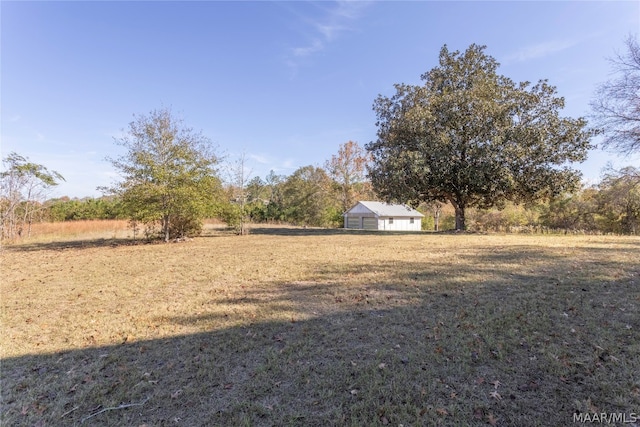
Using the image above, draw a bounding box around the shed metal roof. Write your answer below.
[346,201,424,217]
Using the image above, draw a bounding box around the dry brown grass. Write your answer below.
[13,220,132,243]
[1,227,639,426]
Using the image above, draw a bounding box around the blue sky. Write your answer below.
[2,1,639,198]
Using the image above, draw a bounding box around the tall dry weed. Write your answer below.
[18,220,131,242]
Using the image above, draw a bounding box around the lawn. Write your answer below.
[1,227,639,426]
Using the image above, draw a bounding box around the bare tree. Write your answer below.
[226,152,253,235]
[591,35,640,155]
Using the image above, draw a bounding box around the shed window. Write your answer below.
[410,218,414,224]
[389,218,394,224]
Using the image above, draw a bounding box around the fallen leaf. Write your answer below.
[491,380,501,389]
[473,407,485,419]
[378,363,386,369]
[436,407,448,416]
[489,390,502,400]
[350,389,359,395]
[518,381,539,391]
[487,412,498,426]
[171,389,182,399]
[224,383,233,390]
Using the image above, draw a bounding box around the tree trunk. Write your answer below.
[163,215,170,242]
[454,204,466,231]
[434,205,441,232]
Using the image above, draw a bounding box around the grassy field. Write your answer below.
[1,225,639,426]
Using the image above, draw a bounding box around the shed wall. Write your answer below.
[344,214,421,231]
[380,217,421,231]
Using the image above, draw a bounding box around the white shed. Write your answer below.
[343,201,424,231]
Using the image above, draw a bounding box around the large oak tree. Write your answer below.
[367,44,594,230]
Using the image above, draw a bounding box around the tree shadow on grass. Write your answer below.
[2,238,152,253]
[2,243,639,426]
[3,227,424,252]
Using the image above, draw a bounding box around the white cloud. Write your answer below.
[249,153,271,165]
[505,39,579,63]
[292,39,325,58]
[244,152,298,177]
[286,1,370,68]
[317,23,344,41]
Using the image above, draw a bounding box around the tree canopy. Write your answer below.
[280,165,339,227]
[597,166,640,234]
[104,108,221,241]
[367,44,594,230]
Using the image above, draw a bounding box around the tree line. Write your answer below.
[2,158,637,238]
[2,37,638,240]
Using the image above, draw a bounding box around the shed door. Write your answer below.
[347,217,360,229]
[362,217,378,230]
